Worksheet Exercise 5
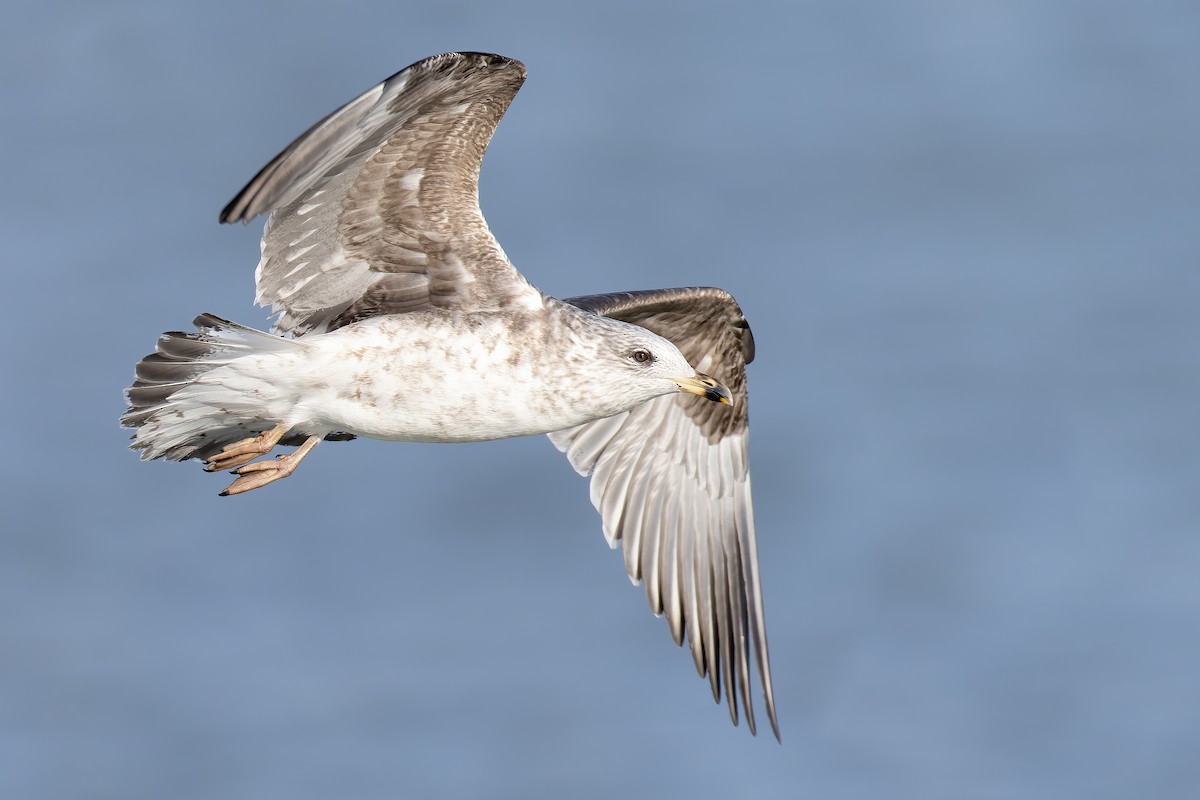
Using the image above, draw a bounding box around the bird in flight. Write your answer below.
[122,52,777,739]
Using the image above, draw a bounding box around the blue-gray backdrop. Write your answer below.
[3,1,1197,798]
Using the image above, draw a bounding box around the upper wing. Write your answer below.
[220,52,541,336]
[549,287,778,740]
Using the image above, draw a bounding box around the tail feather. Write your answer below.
[121,314,305,462]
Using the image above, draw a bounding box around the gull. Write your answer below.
[121,52,777,739]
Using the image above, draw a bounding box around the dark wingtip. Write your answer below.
[216,51,525,227]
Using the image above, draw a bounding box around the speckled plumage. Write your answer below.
[122,52,777,740]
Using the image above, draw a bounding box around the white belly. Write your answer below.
[263,312,600,443]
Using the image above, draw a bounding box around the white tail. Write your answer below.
[121,314,306,461]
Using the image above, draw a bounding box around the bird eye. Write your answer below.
[630,348,653,364]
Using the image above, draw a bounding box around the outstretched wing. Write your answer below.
[549,287,778,740]
[221,52,541,336]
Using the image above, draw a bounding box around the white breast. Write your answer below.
[275,312,608,443]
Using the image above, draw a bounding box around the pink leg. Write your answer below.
[219,435,322,496]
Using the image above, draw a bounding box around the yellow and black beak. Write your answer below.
[674,372,732,405]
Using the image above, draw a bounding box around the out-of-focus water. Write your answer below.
[2,2,1197,798]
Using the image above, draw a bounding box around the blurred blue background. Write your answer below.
[3,1,1197,797]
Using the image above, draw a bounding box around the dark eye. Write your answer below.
[630,348,654,364]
